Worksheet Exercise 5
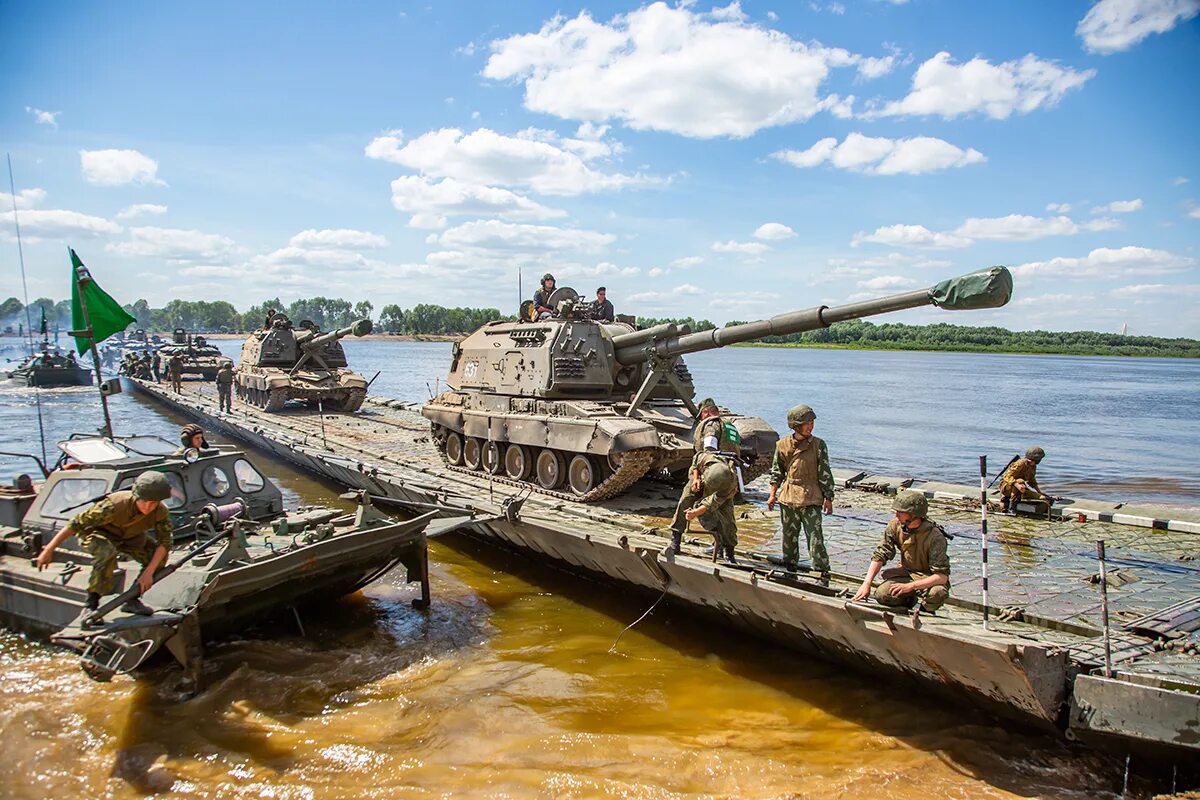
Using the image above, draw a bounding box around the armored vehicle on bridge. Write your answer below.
[422,267,1013,500]
[236,316,372,412]
[154,329,224,380]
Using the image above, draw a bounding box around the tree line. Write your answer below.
[0,295,509,337]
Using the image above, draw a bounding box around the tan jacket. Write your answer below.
[772,435,825,507]
[871,518,950,576]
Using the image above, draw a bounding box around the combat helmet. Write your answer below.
[696,397,719,418]
[1025,446,1045,462]
[180,423,204,445]
[786,404,816,431]
[132,471,172,502]
[541,272,555,284]
[892,490,928,517]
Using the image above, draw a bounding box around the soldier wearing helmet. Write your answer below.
[35,470,175,620]
[998,446,1047,513]
[178,423,210,453]
[851,490,951,613]
[766,404,835,581]
[692,398,736,456]
[665,451,740,563]
[533,273,557,318]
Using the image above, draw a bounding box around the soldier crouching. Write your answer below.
[852,490,950,613]
[665,451,739,562]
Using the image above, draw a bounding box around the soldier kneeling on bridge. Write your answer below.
[852,490,950,614]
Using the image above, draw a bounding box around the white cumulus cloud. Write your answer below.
[366,127,651,196]
[1012,246,1194,280]
[1091,198,1143,214]
[773,133,985,175]
[712,240,770,255]
[869,51,1095,120]
[483,2,899,138]
[288,229,389,250]
[25,107,60,127]
[0,188,47,210]
[754,223,796,240]
[852,224,972,249]
[854,213,1120,248]
[0,208,122,241]
[627,283,703,302]
[106,226,235,262]
[1077,0,1200,54]
[388,175,566,228]
[80,149,166,187]
[1190,207,1200,220]
[116,203,167,220]
[858,274,920,290]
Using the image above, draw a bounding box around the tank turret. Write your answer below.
[153,329,225,380]
[235,316,373,412]
[422,268,1012,500]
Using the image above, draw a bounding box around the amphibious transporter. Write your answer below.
[125,267,1200,768]
[423,268,1012,500]
[6,345,93,387]
[236,316,372,412]
[0,433,440,685]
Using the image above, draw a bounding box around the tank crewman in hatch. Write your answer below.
[533,273,557,318]
[178,423,210,453]
[999,446,1048,513]
[592,286,615,322]
[852,490,950,614]
[665,450,739,563]
[35,471,174,620]
[215,360,234,413]
[766,404,834,580]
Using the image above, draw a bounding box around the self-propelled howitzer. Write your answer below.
[236,316,373,412]
[422,267,1013,501]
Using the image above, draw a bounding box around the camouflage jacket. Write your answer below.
[70,490,172,549]
[1000,457,1039,493]
[768,434,834,506]
[872,518,950,576]
[215,367,234,386]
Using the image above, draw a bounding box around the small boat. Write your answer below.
[6,346,93,387]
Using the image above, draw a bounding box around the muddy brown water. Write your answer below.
[0,362,1179,798]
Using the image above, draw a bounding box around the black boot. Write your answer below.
[121,597,154,616]
[85,592,100,611]
[818,572,830,587]
[723,545,738,564]
[662,531,683,558]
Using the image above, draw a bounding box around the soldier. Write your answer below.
[178,423,210,452]
[533,273,557,318]
[851,490,950,614]
[168,352,182,393]
[265,307,277,330]
[592,286,615,322]
[34,471,173,620]
[766,404,834,580]
[215,360,234,412]
[999,446,1047,513]
[665,450,739,562]
[693,398,734,456]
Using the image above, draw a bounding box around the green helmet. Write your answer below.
[786,404,816,430]
[892,490,928,517]
[542,273,555,283]
[1025,446,1045,462]
[132,471,171,502]
[696,397,718,418]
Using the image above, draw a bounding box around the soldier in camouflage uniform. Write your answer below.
[665,450,739,562]
[215,360,234,412]
[767,404,835,580]
[852,490,950,613]
[692,398,736,458]
[168,353,183,393]
[999,446,1047,512]
[35,471,174,619]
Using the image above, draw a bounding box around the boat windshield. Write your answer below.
[57,435,177,464]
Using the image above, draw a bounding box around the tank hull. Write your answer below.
[235,367,368,412]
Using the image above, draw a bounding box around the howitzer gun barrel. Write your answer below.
[609,322,686,351]
[301,318,373,349]
[614,266,1012,365]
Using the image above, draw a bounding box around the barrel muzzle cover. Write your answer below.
[929,266,1013,310]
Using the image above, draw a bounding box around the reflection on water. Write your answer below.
[0,537,1127,799]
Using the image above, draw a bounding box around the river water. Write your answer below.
[1,341,1194,798]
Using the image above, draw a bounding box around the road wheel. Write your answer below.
[445,432,464,465]
[504,444,531,481]
[567,454,600,496]
[462,437,483,470]
[535,449,565,490]
[264,389,287,412]
[482,441,503,474]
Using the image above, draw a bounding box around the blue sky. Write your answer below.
[2,0,1198,335]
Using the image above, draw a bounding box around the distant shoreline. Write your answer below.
[732,342,1200,358]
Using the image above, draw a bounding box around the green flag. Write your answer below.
[39,305,47,337]
[70,249,135,356]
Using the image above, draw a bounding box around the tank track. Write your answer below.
[742,450,773,485]
[442,446,659,503]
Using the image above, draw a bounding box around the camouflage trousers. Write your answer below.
[779,504,829,573]
[79,532,156,596]
[669,485,738,549]
[171,375,182,393]
[875,567,949,612]
[218,385,232,412]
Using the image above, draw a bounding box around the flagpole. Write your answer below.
[69,247,115,438]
